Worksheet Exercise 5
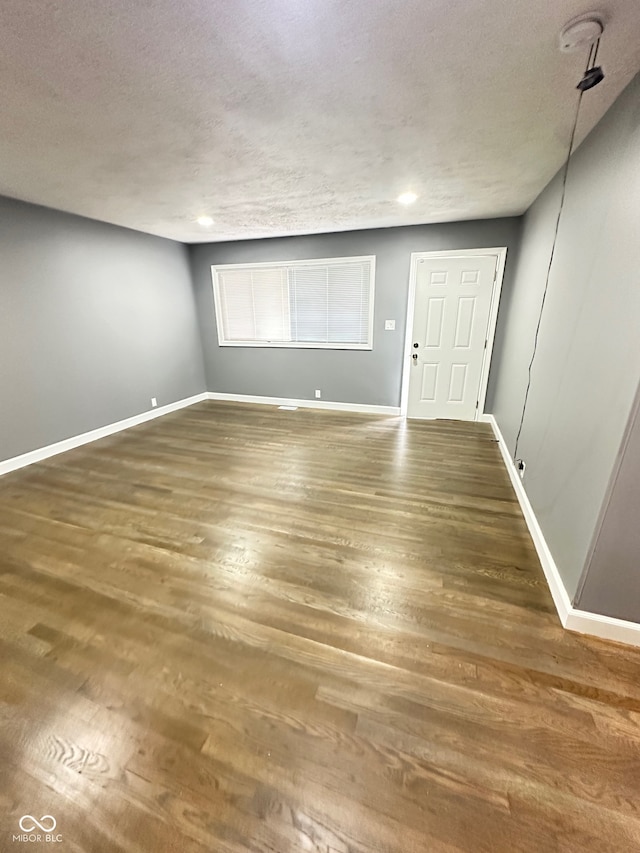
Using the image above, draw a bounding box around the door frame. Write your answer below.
[400,247,507,420]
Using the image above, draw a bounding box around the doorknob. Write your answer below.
[412,353,418,361]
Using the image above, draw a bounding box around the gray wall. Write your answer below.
[189,219,522,408]
[0,196,206,462]
[576,384,640,621]
[489,72,640,601]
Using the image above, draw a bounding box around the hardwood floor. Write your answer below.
[2,401,640,852]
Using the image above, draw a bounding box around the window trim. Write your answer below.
[210,255,376,350]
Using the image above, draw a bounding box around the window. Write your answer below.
[211,256,375,349]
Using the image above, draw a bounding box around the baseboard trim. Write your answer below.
[481,413,640,647]
[206,392,401,416]
[481,414,572,625]
[564,609,640,646]
[0,392,208,477]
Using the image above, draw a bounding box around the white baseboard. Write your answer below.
[206,391,400,417]
[480,414,571,624]
[564,610,640,646]
[482,413,640,647]
[0,392,208,477]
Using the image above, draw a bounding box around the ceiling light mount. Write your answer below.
[559,13,606,91]
[197,215,214,227]
[559,13,604,52]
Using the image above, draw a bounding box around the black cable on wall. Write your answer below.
[513,41,603,464]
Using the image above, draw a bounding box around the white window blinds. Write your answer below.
[212,256,375,349]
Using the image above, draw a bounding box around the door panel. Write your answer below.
[407,254,497,420]
[421,363,438,401]
[454,297,476,348]
[425,297,445,347]
[448,363,468,403]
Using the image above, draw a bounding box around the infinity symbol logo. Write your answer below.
[19,815,57,832]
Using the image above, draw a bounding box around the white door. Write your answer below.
[407,253,498,420]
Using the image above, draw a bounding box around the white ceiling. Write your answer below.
[1,1,639,244]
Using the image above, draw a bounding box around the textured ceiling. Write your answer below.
[1,1,639,243]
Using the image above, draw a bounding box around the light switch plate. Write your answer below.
[384,320,396,330]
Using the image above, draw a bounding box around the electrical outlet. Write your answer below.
[516,459,526,479]
[151,397,158,408]
[384,319,396,331]
[315,389,321,399]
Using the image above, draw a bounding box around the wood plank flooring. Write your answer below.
[2,401,640,852]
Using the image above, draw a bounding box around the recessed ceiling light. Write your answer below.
[397,191,418,205]
[197,215,214,227]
